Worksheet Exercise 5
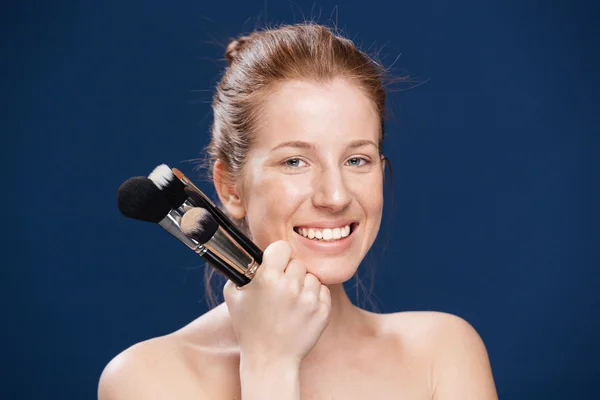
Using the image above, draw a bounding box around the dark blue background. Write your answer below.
[3,1,599,399]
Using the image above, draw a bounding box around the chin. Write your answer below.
[285,225,373,285]
[299,257,361,285]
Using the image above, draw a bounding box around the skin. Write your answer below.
[98,78,498,399]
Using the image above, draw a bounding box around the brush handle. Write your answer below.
[158,213,251,286]
[183,187,264,264]
[201,248,250,287]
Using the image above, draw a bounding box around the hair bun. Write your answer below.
[225,35,252,65]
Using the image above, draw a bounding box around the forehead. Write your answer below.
[255,78,380,149]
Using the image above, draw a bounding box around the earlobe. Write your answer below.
[213,160,246,219]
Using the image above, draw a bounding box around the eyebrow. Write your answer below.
[270,139,378,152]
[347,139,378,150]
[271,140,315,151]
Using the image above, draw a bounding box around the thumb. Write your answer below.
[222,279,240,304]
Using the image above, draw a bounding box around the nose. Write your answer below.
[311,166,352,212]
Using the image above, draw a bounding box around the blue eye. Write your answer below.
[347,157,368,167]
[283,158,307,168]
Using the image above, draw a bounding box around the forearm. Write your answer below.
[239,358,301,400]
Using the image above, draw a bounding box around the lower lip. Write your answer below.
[293,226,357,253]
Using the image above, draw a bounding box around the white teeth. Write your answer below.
[343,225,350,237]
[296,224,353,241]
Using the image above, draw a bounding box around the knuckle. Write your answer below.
[265,240,291,258]
[288,259,306,273]
[260,272,279,287]
[300,291,319,308]
[284,278,301,296]
[318,302,331,319]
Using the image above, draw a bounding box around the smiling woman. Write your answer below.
[220,78,384,287]
[98,23,498,400]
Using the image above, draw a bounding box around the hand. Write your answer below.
[223,240,331,368]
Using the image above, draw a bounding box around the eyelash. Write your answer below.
[281,157,371,169]
[282,158,308,169]
[346,157,370,167]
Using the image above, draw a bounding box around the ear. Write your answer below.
[213,159,246,219]
[381,155,386,179]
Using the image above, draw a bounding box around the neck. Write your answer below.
[305,283,375,361]
[209,283,376,361]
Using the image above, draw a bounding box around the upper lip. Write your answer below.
[294,221,357,229]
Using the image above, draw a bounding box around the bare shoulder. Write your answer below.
[99,338,168,399]
[97,335,200,400]
[98,304,239,400]
[385,311,485,346]
[383,311,498,400]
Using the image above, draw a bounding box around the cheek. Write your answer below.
[243,174,311,247]
[350,174,384,242]
[371,179,385,221]
[350,173,384,209]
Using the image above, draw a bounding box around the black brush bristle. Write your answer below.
[184,187,209,208]
[148,165,188,208]
[161,175,187,208]
[117,177,172,223]
[180,208,219,244]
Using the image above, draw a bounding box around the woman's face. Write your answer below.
[239,78,384,284]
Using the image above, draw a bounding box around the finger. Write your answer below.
[319,284,331,305]
[318,285,332,322]
[284,259,307,283]
[255,240,292,280]
[222,279,239,303]
[302,273,321,294]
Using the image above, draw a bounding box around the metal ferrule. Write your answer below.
[157,212,198,251]
[155,208,249,285]
[170,200,195,219]
[203,226,260,279]
[168,201,194,223]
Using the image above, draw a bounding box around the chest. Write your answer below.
[197,352,432,400]
[298,357,431,400]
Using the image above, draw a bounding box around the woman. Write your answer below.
[99,23,497,399]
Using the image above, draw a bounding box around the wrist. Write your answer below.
[239,355,301,399]
[240,354,300,377]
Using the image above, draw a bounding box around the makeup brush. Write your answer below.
[180,207,259,283]
[117,176,171,223]
[148,164,263,264]
[148,164,190,214]
[173,167,263,264]
[117,176,249,286]
[117,176,198,246]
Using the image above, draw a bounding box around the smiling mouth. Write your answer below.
[293,223,357,241]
